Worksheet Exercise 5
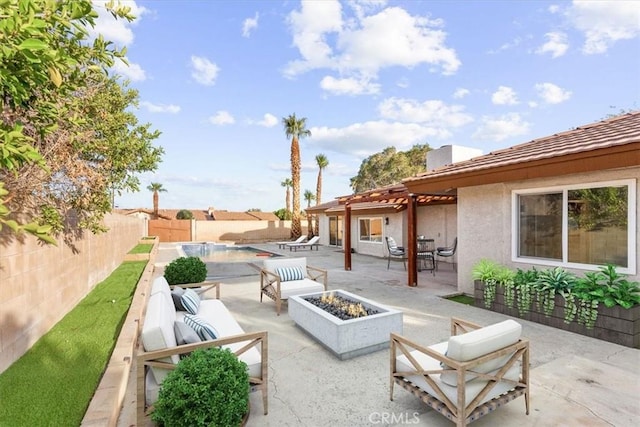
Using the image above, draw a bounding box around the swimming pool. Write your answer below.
[181,243,280,263]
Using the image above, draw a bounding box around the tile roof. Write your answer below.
[404,111,640,183]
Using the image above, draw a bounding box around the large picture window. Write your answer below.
[359,218,383,243]
[514,180,635,273]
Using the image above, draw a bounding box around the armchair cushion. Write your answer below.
[276,266,305,282]
[440,319,521,386]
[183,313,218,340]
[180,289,201,315]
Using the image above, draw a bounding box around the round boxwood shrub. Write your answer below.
[151,348,250,427]
[164,256,207,285]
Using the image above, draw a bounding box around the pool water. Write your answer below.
[181,243,280,263]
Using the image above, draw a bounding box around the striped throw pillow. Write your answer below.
[183,314,218,340]
[276,266,305,282]
[180,289,200,315]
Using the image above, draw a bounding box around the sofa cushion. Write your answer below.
[440,319,522,386]
[141,292,179,383]
[174,321,201,345]
[171,287,187,311]
[180,289,201,315]
[276,266,305,282]
[183,314,218,340]
[279,279,324,299]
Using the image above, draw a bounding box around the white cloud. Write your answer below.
[111,58,146,81]
[536,31,569,58]
[453,88,469,99]
[140,101,180,114]
[191,56,220,86]
[311,121,452,157]
[90,0,147,45]
[548,5,560,14]
[208,111,235,125]
[377,98,473,128]
[492,86,519,105]
[472,113,530,142]
[257,113,278,127]
[569,0,640,54]
[284,3,460,82]
[242,13,259,37]
[535,82,572,104]
[320,75,380,95]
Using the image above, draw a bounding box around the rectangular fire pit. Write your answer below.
[288,289,403,360]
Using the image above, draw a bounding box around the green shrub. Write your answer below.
[151,348,249,427]
[176,209,193,220]
[164,256,207,285]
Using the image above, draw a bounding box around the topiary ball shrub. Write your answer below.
[151,348,250,427]
[164,256,207,285]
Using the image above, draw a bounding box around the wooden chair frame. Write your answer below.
[260,265,327,315]
[390,318,529,427]
[137,330,268,425]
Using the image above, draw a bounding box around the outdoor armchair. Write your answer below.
[390,317,530,427]
[385,236,407,270]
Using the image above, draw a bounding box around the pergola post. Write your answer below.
[407,194,417,287]
[344,203,351,271]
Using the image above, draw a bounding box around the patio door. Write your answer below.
[329,216,342,246]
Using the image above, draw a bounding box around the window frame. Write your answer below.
[358,217,384,243]
[511,179,636,274]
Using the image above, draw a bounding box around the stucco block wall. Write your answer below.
[193,220,300,243]
[457,167,640,294]
[0,213,145,373]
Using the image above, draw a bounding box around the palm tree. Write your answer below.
[147,182,166,219]
[303,189,315,238]
[282,113,311,238]
[280,178,293,218]
[314,153,329,236]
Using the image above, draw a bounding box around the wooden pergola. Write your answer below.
[337,183,456,287]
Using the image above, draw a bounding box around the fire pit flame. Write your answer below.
[306,292,379,320]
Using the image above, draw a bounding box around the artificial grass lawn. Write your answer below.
[0,261,147,427]
[128,243,154,254]
[445,294,475,305]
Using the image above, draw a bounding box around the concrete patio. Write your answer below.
[118,242,640,427]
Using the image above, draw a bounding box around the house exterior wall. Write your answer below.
[457,166,640,294]
[0,213,145,373]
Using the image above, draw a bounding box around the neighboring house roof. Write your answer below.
[404,111,640,194]
[245,211,280,221]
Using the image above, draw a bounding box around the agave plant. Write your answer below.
[534,267,578,319]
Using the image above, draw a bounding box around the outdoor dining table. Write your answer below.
[417,237,436,273]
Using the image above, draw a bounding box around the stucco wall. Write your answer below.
[0,213,145,373]
[192,220,305,243]
[457,167,640,294]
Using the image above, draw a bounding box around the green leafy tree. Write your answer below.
[0,0,162,244]
[176,209,193,220]
[314,153,328,235]
[273,208,290,220]
[147,183,166,219]
[282,113,311,238]
[350,144,431,193]
[280,177,293,215]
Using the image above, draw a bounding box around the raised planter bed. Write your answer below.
[474,280,640,348]
[289,289,403,360]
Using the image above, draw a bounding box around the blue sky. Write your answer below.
[97,0,640,212]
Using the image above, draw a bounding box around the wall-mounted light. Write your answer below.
[385,217,389,225]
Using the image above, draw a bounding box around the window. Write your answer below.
[359,218,383,243]
[513,180,635,273]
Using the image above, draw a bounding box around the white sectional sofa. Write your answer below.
[260,257,328,315]
[390,317,530,427]
[137,276,268,424]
